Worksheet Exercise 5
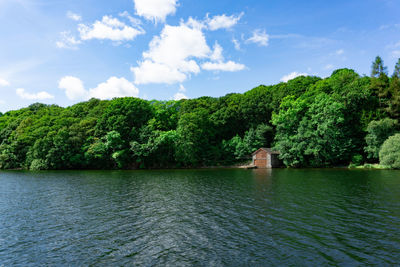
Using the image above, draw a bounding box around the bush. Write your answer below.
[30,159,48,170]
[365,119,398,160]
[379,134,400,169]
[351,154,364,166]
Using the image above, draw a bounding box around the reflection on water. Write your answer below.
[0,169,399,266]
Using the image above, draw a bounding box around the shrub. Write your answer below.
[351,154,363,166]
[30,159,48,170]
[365,119,398,160]
[379,134,400,169]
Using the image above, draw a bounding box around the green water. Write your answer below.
[0,169,399,266]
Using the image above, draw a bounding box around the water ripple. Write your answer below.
[0,169,399,266]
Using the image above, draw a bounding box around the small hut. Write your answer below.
[252,148,283,168]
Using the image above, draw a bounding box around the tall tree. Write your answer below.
[371,56,390,109]
[371,56,388,78]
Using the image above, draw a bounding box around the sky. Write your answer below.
[0,0,400,112]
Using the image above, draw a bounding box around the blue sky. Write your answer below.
[0,0,399,112]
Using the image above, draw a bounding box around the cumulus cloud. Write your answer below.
[132,16,246,84]
[210,42,224,61]
[201,61,245,72]
[89,77,139,99]
[246,29,269,46]
[280,72,308,83]
[67,11,82,21]
[133,0,178,22]
[202,42,245,72]
[143,23,209,69]
[59,76,138,100]
[58,76,87,100]
[131,60,187,84]
[206,13,243,31]
[16,88,54,100]
[173,92,188,100]
[0,78,10,87]
[78,15,145,41]
[56,31,82,49]
[132,21,210,84]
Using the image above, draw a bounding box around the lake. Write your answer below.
[0,169,399,266]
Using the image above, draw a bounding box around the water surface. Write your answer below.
[0,169,399,266]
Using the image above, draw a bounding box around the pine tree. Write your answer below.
[371,56,390,109]
[371,56,388,77]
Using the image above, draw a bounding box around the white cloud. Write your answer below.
[143,23,209,69]
[133,0,178,22]
[324,64,334,70]
[201,61,245,72]
[336,49,344,55]
[0,78,10,87]
[206,13,243,31]
[78,15,144,41]
[131,60,187,84]
[132,17,246,84]
[280,72,308,82]
[210,42,223,61]
[59,76,139,100]
[119,11,142,26]
[185,17,206,30]
[67,11,82,21]
[58,76,87,100]
[174,84,188,100]
[56,31,82,49]
[16,88,54,100]
[203,42,245,72]
[246,29,269,46]
[173,92,187,100]
[89,77,139,99]
[132,21,210,84]
[179,84,186,92]
[232,38,241,50]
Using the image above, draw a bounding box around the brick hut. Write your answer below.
[252,148,283,168]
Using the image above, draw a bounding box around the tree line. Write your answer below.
[1,56,399,170]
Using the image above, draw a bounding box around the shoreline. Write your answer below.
[2,166,398,172]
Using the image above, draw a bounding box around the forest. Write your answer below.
[0,56,400,170]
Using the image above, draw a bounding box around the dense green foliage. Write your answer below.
[272,93,357,167]
[379,134,400,169]
[364,118,398,160]
[1,56,400,169]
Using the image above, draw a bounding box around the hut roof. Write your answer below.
[252,148,280,155]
